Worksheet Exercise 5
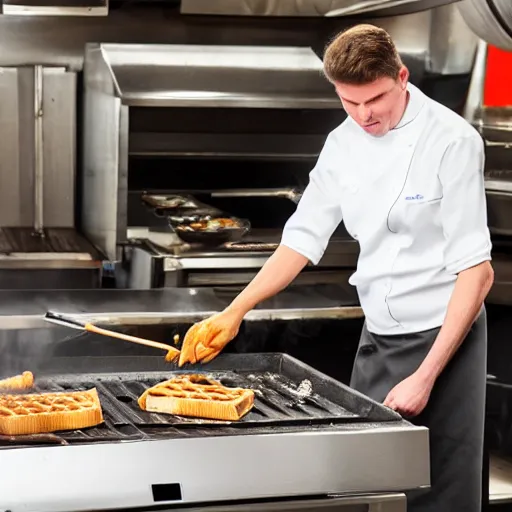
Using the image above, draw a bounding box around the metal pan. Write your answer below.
[168,214,251,246]
[141,193,222,217]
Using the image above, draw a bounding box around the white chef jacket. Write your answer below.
[281,83,492,335]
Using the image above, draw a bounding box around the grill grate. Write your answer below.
[39,371,358,427]
[0,353,400,448]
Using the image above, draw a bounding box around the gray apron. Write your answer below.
[350,307,487,512]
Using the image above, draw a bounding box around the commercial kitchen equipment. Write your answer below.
[0,2,510,509]
[0,289,429,512]
[79,1,512,292]
[180,0,462,17]
[82,42,362,290]
[0,1,506,296]
[0,0,497,292]
[0,65,103,289]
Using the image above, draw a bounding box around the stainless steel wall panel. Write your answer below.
[42,68,77,228]
[82,44,127,260]
[0,66,76,229]
[0,68,25,227]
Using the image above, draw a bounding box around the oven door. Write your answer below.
[154,493,406,512]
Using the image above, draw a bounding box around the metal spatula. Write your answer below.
[44,311,180,363]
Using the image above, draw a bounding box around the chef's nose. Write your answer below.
[358,104,372,122]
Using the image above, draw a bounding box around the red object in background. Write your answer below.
[483,45,512,107]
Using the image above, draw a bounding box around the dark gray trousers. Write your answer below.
[350,308,487,512]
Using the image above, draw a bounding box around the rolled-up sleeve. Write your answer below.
[280,135,343,265]
[439,132,492,274]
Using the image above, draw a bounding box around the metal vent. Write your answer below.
[2,0,108,16]
[87,43,339,109]
[180,0,458,17]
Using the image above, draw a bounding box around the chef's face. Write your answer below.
[334,66,409,137]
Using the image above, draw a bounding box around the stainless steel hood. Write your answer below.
[88,43,339,109]
[180,0,459,17]
[2,0,108,16]
[457,0,512,51]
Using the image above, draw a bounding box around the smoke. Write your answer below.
[0,323,177,380]
[0,325,74,378]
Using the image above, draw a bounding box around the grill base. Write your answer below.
[0,353,429,511]
[0,425,428,512]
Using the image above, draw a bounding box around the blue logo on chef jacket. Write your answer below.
[405,194,424,201]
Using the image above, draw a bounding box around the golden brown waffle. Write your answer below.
[138,374,254,421]
[0,388,104,436]
[0,371,34,391]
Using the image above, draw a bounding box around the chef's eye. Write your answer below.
[367,93,386,104]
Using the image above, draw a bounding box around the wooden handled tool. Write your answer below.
[44,311,180,363]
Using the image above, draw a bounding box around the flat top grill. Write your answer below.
[0,354,401,449]
[0,228,100,256]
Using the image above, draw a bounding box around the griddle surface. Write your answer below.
[0,353,400,448]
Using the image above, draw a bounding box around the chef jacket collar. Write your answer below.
[393,82,426,131]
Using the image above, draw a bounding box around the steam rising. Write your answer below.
[0,326,73,378]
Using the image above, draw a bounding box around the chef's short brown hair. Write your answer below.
[323,24,403,85]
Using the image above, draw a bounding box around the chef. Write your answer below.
[179,24,494,511]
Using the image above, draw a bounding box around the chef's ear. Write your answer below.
[398,66,409,89]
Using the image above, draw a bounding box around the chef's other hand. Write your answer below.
[383,371,435,417]
[178,309,243,367]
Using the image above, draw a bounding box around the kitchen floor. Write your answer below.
[491,453,512,508]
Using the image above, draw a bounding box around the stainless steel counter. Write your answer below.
[2,249,511,331]
[0,284,362,329]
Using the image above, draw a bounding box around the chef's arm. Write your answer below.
[227,134,343,321]
[416,132,493,384]
[226,245,309,320]
[416,261,493,384]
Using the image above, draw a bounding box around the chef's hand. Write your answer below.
[178,309,243,367]
[383,371,434,417]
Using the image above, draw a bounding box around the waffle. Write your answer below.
[0,371,34,391]
[0,388,104,436]
[138,374,254,421]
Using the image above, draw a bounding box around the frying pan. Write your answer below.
[142,192,251,246]
[168,215,251,246]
